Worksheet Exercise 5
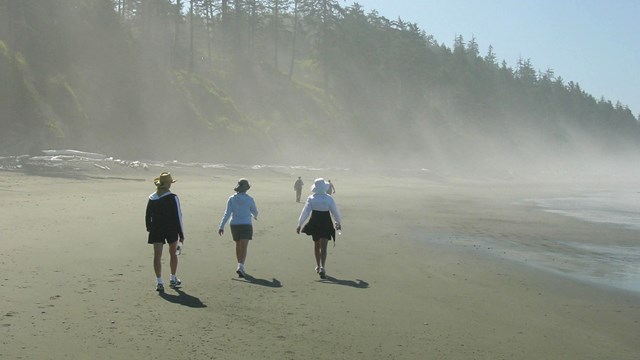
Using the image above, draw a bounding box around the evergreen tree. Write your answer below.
[484,44,497,66]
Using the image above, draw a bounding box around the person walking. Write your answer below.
[218,178,258,278]
[327,179,335,195]
[296,178,342,279]
[294,176,304,202]
[145,172,185,292]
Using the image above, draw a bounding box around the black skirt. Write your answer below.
[301,210,335,241]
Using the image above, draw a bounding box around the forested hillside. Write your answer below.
[1,0,638,176]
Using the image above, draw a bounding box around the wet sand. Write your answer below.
[1,167,639,359]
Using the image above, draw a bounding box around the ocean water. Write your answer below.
[481,236,640,295]
[532,190,640,231]
[520,190,640,294]
[428,189,640,295]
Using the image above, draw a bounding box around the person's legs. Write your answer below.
[153,243,165,290]
[236,239,249,264]
[231,225,251,277]
[168,240,179,277]
[313,240,322,269]
[319,238,329,268]
[235,239,249,277]
[153,243,164,278]
[231,225,251,264]
[314,238,329,278]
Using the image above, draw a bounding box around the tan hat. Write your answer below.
[154,172,176,188]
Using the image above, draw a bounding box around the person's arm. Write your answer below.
[218,197,233,235]
[296,199,312,233]
[329,198,341,227]
[174,195,185,241]
[250,198,258,220]
[145,200,153,232]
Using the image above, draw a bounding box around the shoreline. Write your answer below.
[424,232,640,298]
[2,169,639,359]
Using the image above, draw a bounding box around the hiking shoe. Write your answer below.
[236,266,246,278]
[156,283,165,292]
[169,278,181,288]
[318,267,326,279]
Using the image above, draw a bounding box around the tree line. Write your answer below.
[1,0,638,172]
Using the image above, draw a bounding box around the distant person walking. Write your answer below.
[327,179,335,195]
[145,172,184,292]
[296,178,342,279]
[218,178,258,278]
[294,176,304,202]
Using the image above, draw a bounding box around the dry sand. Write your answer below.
[1,166,639,360]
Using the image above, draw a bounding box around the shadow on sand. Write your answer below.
[158,287,207,308]
[232,274,283,288]
[319,275,369,289]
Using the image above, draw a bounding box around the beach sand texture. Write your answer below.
[1,167,639,360]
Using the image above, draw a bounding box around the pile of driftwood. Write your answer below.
[0,150,149,179]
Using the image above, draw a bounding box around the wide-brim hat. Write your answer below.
[154,172,176,188]
[234,178,251,192]
[311,178,329,194]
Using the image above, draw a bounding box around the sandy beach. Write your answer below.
[1,165,639,360]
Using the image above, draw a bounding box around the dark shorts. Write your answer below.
[148,230,180,244]
[301,210,335,241]
[230,224,253,241]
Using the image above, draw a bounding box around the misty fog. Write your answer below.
[1,1,639,181]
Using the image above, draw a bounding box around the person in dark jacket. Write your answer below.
[327,179,335,195]
[294,176,304,202]
[146,172,185,292]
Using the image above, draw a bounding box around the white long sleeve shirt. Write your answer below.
[297,193,341,227]
[219,192,258,229]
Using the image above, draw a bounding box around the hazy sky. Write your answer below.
[352,0,640,116]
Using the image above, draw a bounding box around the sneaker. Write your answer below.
[236,266,246,278]
[315,266,320,273]
[169,278,181,288]
[156,283,165,292]
[318,267,326,279]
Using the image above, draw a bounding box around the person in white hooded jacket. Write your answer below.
[296,178,342,279]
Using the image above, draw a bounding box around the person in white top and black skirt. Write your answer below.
[296,178,342,279]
